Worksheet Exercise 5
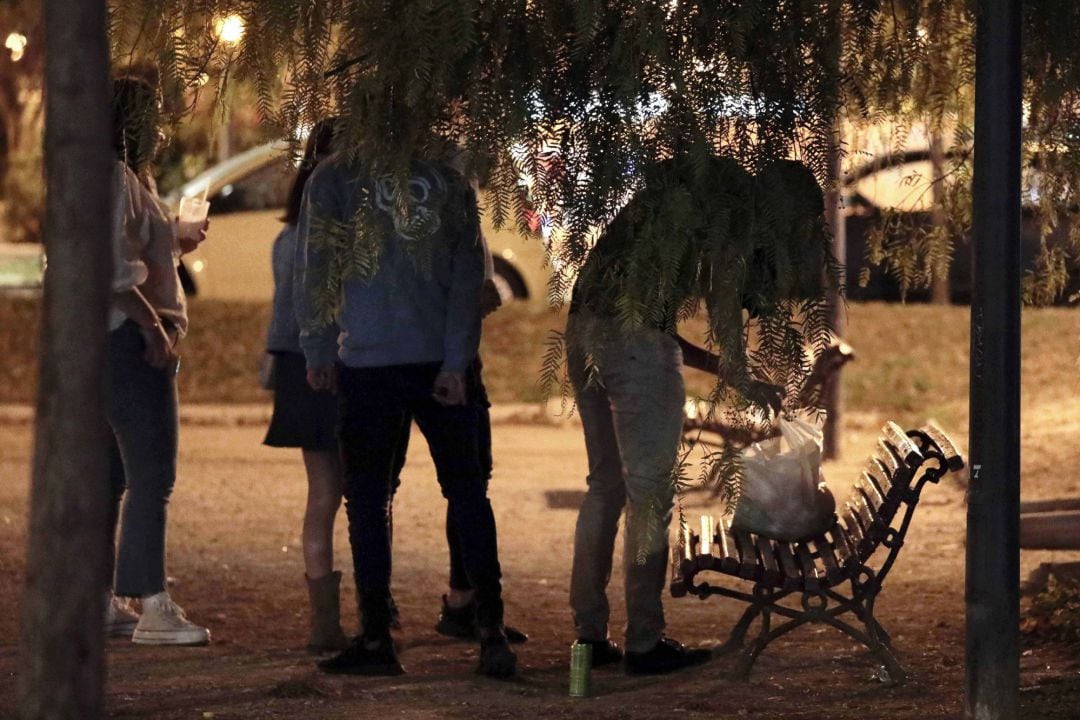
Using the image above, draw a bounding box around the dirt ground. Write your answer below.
[0,410,1078,719]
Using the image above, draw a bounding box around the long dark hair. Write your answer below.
[112,76,159,175]
[282,119,338,225]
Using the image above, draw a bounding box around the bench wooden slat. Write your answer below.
[851,490,885,541]
[875,439,901,475]
[883,421,923,466]
[921,424,966,472]
[679,519,695,562]
[794,541,821,592]
[671,545,687,597]
[861,469,888,507]
[717,517,740,574]
[755,534,782,586]
[811,534,844,583]
[855,485,885,526]
[829,521,859,571]
[844,502,873,557]
[774,541,802,591]
[868,457,896,496]
[697,515,714,557]
[733,528,761,580]
[857,474,886,515]
[843,503,866,538]
[842,511,867,561]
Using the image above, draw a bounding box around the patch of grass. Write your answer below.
[477,302,565,404]
[841,303,972,427]
[0,297,1077,411]
[0,296,568,404]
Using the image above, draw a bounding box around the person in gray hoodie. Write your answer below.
[295,154,516,679]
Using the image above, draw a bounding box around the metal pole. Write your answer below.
[966,0,1022,718]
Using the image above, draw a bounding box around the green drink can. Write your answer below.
[569,641,592,698]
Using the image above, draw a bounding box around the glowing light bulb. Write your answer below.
[5,33,28,62]
[214,15,245,45]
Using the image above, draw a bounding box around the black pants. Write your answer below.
[446,363,493,591]
[338,362,504,634]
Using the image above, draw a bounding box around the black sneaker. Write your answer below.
[318,635,405,676]
[435,595,529,645]
[576,638,624,667]
[624,637,711,676]
[477,633,517,679]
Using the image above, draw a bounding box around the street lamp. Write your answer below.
[213,14,245,46]
[211,14,245,162]
[5,32,27,62]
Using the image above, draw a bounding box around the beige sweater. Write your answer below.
[109,162,188,336]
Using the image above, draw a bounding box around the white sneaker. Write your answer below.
[105,593,140,638]
[132,592,210,646]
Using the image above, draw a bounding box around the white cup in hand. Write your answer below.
[177,195,210,242]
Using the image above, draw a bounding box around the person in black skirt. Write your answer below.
[263,119,365,651]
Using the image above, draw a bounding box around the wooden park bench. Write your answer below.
[670,421,966,685]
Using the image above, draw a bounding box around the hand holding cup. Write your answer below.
[176,192,210,254]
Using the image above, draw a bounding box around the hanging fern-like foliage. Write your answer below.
[105,1,1080,507]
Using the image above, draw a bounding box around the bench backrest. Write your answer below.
[832,422,965,571]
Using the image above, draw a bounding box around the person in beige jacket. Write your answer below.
[103,76,209,646]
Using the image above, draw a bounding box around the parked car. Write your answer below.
[164,142,551,304]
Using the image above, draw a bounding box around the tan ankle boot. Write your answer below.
[306,571,349,652]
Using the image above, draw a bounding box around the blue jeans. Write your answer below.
[104,320,179,597]
[567,312,686,653]
[337,362,504,634]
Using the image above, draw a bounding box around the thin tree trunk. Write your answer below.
[18,1,112,718]
[930,130,951,304]
[821,0,846,461]
[822,132,847,460]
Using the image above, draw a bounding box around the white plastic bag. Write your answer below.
[731,410,836,541]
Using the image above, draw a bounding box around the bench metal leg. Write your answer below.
[816,612,907,686]
[716,602,762,656]
[731,607,773,681]
[863,594,893,647]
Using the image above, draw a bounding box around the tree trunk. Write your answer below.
[930,130,951,304]
[822,131,847,461]
[820,0,846,461]
[17,1,112,718]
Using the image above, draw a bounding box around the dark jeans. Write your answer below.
[338,362,504,635]
[104,320,179,597]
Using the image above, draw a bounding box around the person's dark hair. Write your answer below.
[282,119,338,225]
[112,76,159,173]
